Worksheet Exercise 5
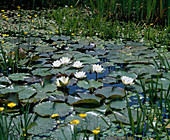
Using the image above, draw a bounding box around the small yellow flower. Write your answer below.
[6,18,8,20]
[7,102,16,108]
[63,28,66,31]
[96,127,100,130]
[1,41,5,43]
[17,6,21,9]
[0,107,4,111]
[29,16,32,18]
[71,33,75,36]
[92,129,100,134]
[24,32,27,34]
[79,113,87,118]
[6,34,9,37]
[34,15,37,17]
[70,119,80,125]
[21,133,26,136]
[18,14,20,17]
[23,128,25,131]
[31,20,33,22]
[2,34,6,37]
[56,31,59,33]
[1,10,5,12]
[150,23,154,26]
[51,113,59,118]
[70,5,73,8]
[49,31,52,34]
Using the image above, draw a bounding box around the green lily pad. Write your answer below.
[35,46,57,52]
[18,86,36,100]
[108,70,137,79]
[50,125,73,140]
[77,79,103,89]
[28,117,55,135]
[110,100,126,109]
[0,76,11,84]
[0,86,24,94]
[8,73,31,81]
[65,111,110,132]
[71,92,101,105]
[49,67,69,74]
[107,108,138,124]
[32,83,57,93]
[34,102,73,117]
[31,68,51,76]
[74,104,109,114]
[95,87,125,98]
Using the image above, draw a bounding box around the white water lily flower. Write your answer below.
[92,64,104,73]
[52,60,62,67]
[121,76,134,85]
[75,71,86,79]
[56,76,69,87]
[73,61,83,68]
[60,57,70,64]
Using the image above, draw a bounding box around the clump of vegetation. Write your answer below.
[0,1,169,139]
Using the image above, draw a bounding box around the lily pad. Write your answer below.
[8,73,31,81]
[108,70,137,79]
[107,108,138,124]
[31,68,51,76]
[77,79,103,89]
[110,100,126,109]
[0,76,11,84]
[18,86,36,100]
[50,125,73,140]
[95,87,125,98]
[34,102,73,117]
[71,92,101,105]
[28,117,55,135]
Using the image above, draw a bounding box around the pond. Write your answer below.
[0,8,169,140]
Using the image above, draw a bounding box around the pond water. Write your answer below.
[0,15,169,139]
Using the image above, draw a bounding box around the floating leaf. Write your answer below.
[65,111,110,132]
[50,125,73,140]
[34,102,73,117]
[95,87,125,98]
[31,68,51,76]
[0,76,11,84]
[28,117,55,135]
[8,73,30,81]
[107,108,138,124]
[77,80,103,89]
[18,86,36,100]
[110,100,126,109]
[108,70,137,79]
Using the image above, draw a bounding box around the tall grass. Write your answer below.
[85,0,169,25]
[0,0,168,25]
